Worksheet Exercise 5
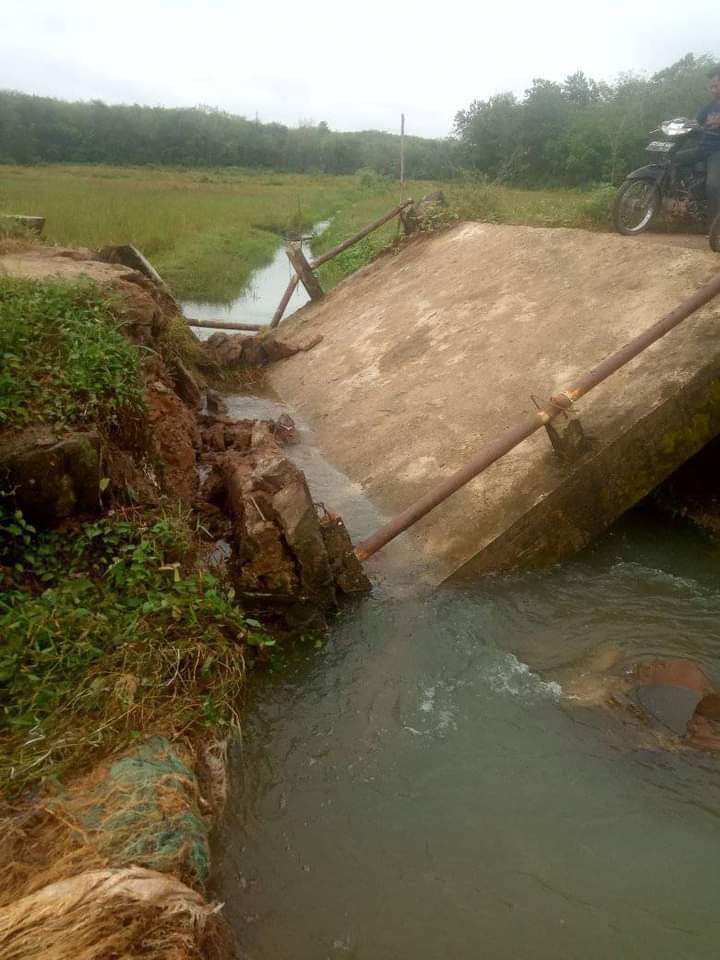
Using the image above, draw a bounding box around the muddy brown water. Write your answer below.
[213,394,720,960]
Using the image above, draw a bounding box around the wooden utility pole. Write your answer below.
[400,113,405,203]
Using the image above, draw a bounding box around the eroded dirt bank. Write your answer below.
[0,242,367,960]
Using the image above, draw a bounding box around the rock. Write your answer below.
[0,429,101,524]
[169,357,203,410]
[251,420,277,452]
[205,389,227,415]
[203,332,305,369]
[320,511,371,594]
[401,191,448,234]
[197,415,370,624]
[273,413,298,445]
[201,422,227,453]
[204,332,245,366]
[224,421,253,451]
[220,440,336,611]
[273,474,336,609]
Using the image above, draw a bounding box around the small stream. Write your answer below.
[208,246,720,960]
[182,221,330,336]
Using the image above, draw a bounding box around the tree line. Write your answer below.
[1,53,717,184]
[454,53,719,185]
[0,91,457,178]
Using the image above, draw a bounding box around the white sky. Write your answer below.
[1,0,717,138]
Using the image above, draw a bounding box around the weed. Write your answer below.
[0,277,145,432]
[0,508,259,795]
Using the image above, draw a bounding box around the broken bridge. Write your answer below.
[267,222,720,585]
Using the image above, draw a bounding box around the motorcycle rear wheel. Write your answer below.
[612,178,660,235]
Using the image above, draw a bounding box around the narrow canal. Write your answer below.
[196,234,720,959]
[212,403,720,960]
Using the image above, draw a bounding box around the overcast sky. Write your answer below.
[2,0,717,138]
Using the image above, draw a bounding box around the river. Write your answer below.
[212,393,720,960]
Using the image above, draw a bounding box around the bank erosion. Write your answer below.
[0,239,368,960]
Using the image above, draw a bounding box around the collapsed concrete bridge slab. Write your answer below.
[267,222,720,585]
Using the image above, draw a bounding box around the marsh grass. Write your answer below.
[0,164,617,303]
[0,166,424,301]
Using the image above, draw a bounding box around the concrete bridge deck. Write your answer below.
[268,223,720,585]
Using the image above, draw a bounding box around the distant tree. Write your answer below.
[0,90,455,179]
[453,51,720,185]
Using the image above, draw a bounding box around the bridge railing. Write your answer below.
[269,200,414,328]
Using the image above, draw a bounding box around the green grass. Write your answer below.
[0,165,615,303]
[0,166,425,301]
[441,179,617,229]
[0,276,145,432]
[0,508,275,794]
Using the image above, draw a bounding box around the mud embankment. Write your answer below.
[0,243,367,960]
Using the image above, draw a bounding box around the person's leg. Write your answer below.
[706,150,720,226]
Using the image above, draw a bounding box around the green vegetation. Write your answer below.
[0,274,271,797]
[443,180,617,229]
[0,509,266,793]
[0,91,457,178]
[0,276,145,430]
[2,51,718,194]
[0,166,432,301]
[1,165,624,305]
[454,52,718,185]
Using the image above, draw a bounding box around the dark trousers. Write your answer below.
[674,146,720,225]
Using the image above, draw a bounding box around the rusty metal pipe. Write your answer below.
[354,270,720,562]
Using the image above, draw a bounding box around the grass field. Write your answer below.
[0,165,616,302]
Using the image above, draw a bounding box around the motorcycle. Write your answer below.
[612,118,709,236]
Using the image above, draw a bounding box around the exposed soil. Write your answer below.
[0,243,368,960]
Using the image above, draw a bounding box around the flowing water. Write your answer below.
[214,396,720,959]
[183,222,330,336]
